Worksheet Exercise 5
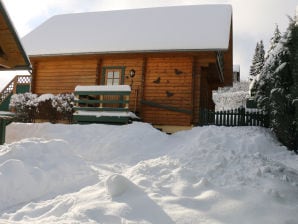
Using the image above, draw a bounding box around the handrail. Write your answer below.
[0,75,31,103]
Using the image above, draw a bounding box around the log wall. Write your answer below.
[30,49,233,127]
[32,57,97,94]
[142,56,193,126]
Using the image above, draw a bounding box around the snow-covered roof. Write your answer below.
[75,85,131,92]
[22,4,232,56]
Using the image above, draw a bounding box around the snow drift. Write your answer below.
[0,122,297,223]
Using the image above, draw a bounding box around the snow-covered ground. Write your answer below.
[0,122,298,224]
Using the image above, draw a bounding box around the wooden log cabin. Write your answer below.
[22,4,233,132]
[0,0,31,111]
[0,0,30,70]
[0,0,31,144]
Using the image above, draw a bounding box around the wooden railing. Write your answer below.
[73,85,132,124]
[0,75,31,104]
[199,107,269,127]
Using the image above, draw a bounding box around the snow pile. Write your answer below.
[0,122,298,223]
[0,138,97,212]
[213,81,250,110]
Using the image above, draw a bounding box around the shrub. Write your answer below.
[9,93,74,123]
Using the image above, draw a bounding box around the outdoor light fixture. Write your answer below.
[129,69,136,78]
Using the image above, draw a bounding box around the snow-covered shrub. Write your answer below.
[9,93,74,123]
[10,93,38,122]
[51,93,75,122]
[51,93,74,114]
[212,82,250,111]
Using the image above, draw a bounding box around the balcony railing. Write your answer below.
[0,75,31,104]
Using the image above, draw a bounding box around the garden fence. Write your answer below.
[199,107,269,127]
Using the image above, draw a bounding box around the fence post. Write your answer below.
[199,108,206,126]
[0,118,5,145]
[233,108,237,126]
[227,110,231,126]
[240,107,246,126]
[0,117,12,145]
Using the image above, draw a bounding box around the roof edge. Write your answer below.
[28,48,230,58]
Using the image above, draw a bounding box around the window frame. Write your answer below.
[101,66,126,85]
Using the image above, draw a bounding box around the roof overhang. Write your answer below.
[0,0,31,71]
[27,48,229,59]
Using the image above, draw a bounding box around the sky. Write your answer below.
[0,0,298,86]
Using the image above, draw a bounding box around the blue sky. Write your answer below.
[1,0,298,85]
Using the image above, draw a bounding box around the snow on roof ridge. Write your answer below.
[22,4,232,56]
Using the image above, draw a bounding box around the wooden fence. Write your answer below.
[199,108,269,127]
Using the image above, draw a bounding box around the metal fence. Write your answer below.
[199,107,269,127]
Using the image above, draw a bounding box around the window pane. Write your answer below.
[113,78,120,85]
[107,72,113,79]
[114,71,120,79]
[107,79,113,85]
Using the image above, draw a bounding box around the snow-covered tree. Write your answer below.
[266,24,281,59]
[253,17,297,151]
[249,41,265,81]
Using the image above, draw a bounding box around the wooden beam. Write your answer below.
[141,100,192,115]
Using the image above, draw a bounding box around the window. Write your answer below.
[102,67,125,85]
[106,70,120,85]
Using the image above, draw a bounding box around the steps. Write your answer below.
[0,75,31,111]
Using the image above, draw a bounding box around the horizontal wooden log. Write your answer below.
[141,100,192,114]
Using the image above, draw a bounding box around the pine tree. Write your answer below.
[249,42,260,81]
[249,41,265,82]
[266,24,281,59]
[255,40,265,77]
[253,17,297,151]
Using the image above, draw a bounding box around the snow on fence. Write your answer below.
[199,107,269,127]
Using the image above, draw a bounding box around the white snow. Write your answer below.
[0,122,298,223]
[22,5,232,56]
[75,85,131,92]
[37,93,55,102]
[74,110,139,119]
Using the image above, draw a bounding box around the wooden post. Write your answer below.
[0,118,5,145]
[233,109,237,126]
[125,95,129,109]
[99,95,103,108]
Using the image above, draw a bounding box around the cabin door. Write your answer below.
[101,66,126,107]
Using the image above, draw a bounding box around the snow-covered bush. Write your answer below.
[10,93,38,122]
[212,82,250,111]
[9,93,74,123]
[51,93,75,114]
